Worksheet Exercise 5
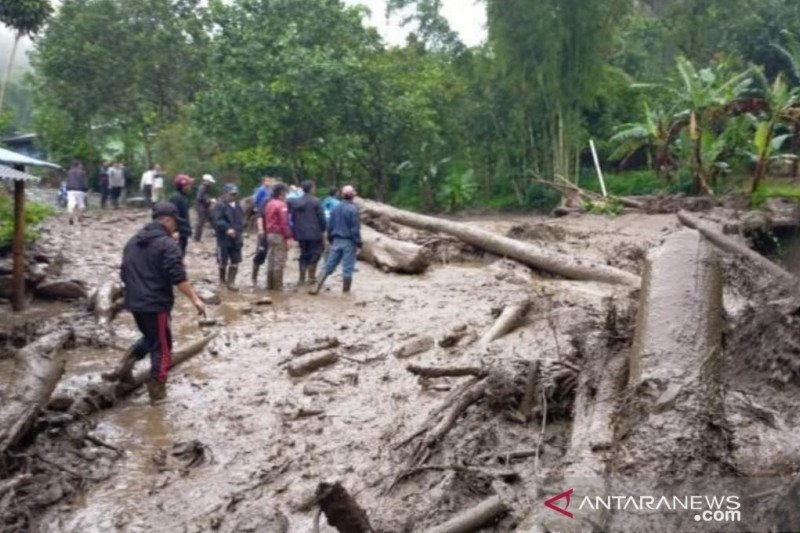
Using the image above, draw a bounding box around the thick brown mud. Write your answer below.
[2,202,800,532]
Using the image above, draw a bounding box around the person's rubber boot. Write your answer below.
[101,346,137,383]
[275,269,284,291]
[310,274,328,295]
[227,265,239,292]
[147,379,167,405]
[218,267,226,285]
[343,278,353,293]
[266,270,276,291]
[298,266,307,287]
[308,262,318,285]
[252,264,260,288]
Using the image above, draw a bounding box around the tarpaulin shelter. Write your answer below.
[0,148,62,311]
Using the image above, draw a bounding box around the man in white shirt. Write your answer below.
[140,165,155,204]
[152,164,166,202]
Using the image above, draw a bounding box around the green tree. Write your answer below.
[0,0,52,111]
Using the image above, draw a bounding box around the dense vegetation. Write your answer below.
[11,0,800,210]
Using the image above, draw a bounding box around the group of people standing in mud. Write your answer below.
[108,171,363,403]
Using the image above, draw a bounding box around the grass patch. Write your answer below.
[751,182,800,207]
[0,194,54,248]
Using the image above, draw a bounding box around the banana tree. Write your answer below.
[771,30,800,177]
[672,57,753,196]
[748,73,799,192]
[609,102,684,182]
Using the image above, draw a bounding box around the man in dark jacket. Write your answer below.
[289,180,326,285]
[169,174,194,256]
[213,183,245,290]
[311,185,362,294]
[98,162,110,209]
[104,202,206,403]
[194,174,215,241]
[65,160,88,225]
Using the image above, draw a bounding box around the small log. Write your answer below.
[0,330,71,454]
[0,474,31,495]
[394,335,435,359]
[359,225,431,274]
[677,210,800,292]
[357,199,640,287]
[424,495,508,533]
[34,279,88,301]
[316,481,373,533]
[480,299,531,345]
[68,334,218,417]
[406,364,487,379]
[287,351,339,377]
[292,337,341,356]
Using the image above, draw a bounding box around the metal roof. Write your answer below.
[0,164,41,182]
[0,146,61,170]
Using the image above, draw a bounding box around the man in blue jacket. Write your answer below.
[311,185,361,294]
[104,202,206,403]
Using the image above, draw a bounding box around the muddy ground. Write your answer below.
[2,196,800,532]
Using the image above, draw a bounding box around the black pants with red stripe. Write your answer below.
[131,311,173,383]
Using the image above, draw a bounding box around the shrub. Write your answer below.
[0,194,54,248]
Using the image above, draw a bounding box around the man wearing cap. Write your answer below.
[311,185,361,294]
[213,183,245,290]
[169,174,194,256]
[194,174,215,242]
[104,202,206,403]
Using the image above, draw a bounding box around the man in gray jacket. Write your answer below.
[108,162,126,209]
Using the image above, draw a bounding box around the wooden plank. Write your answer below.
[12,179,25,312]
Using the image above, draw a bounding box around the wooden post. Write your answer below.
[11,179,25,312]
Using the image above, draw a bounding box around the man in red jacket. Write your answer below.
[264,183,293,290]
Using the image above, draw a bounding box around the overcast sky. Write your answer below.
[0,0,487,76]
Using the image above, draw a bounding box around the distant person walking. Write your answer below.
[194,174,215,242]
[311,185,361,294]
[65,160,88,225]
[169,174,194,257]
[152,164,166,202]
[98,162,110,209]
[264,183,293,291]
[104,202,206,403]
[108,162,126,208]
[140,165,155,204]
[252,176,274,287]
[289,180,325,285]
[213,183,245,291]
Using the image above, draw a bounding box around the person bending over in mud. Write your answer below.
[311,185,361,294]
[104,202,206,403]
[213,183,245,291]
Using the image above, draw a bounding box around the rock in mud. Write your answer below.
[287,351,339,377]
[316,481,373,533]
[394,335,435,359]
[34,279,88,300]
[254,297,273,306]
[125,196,149,208]
[291,337,340,356]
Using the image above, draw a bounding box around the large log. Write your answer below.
[358,225,431,274]
[356,199,640,286]
[68,333,218,417]
[610,229,725,532]
[677,210,800,292]
[0,330,71,454]
[424,495,508,533]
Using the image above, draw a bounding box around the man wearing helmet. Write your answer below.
[311,185,361,294]
[213,183,245,290]
[169,174,195,256]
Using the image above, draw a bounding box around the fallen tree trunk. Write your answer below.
[0,330,71,455]
[677,210,800,292]
[356,199,640,287]
[610,229,726,533]
[287,351,339,377]
[406,364,487,379]
[424,495,508,533]
[67,333,218,417]
[480,299,531,345]
[359,225,431,274]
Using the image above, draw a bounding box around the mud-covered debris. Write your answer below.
[287,351,339,377]
[254,297,273,306]
[394,335,435,359]
[506,222,567,242]
[197,287,221,305]
[34,279,88,300]
[152,440,214,473]
[438,325,473,348]
[316,481,373,533]
[199,318,219,327]
[291,336,341,356]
